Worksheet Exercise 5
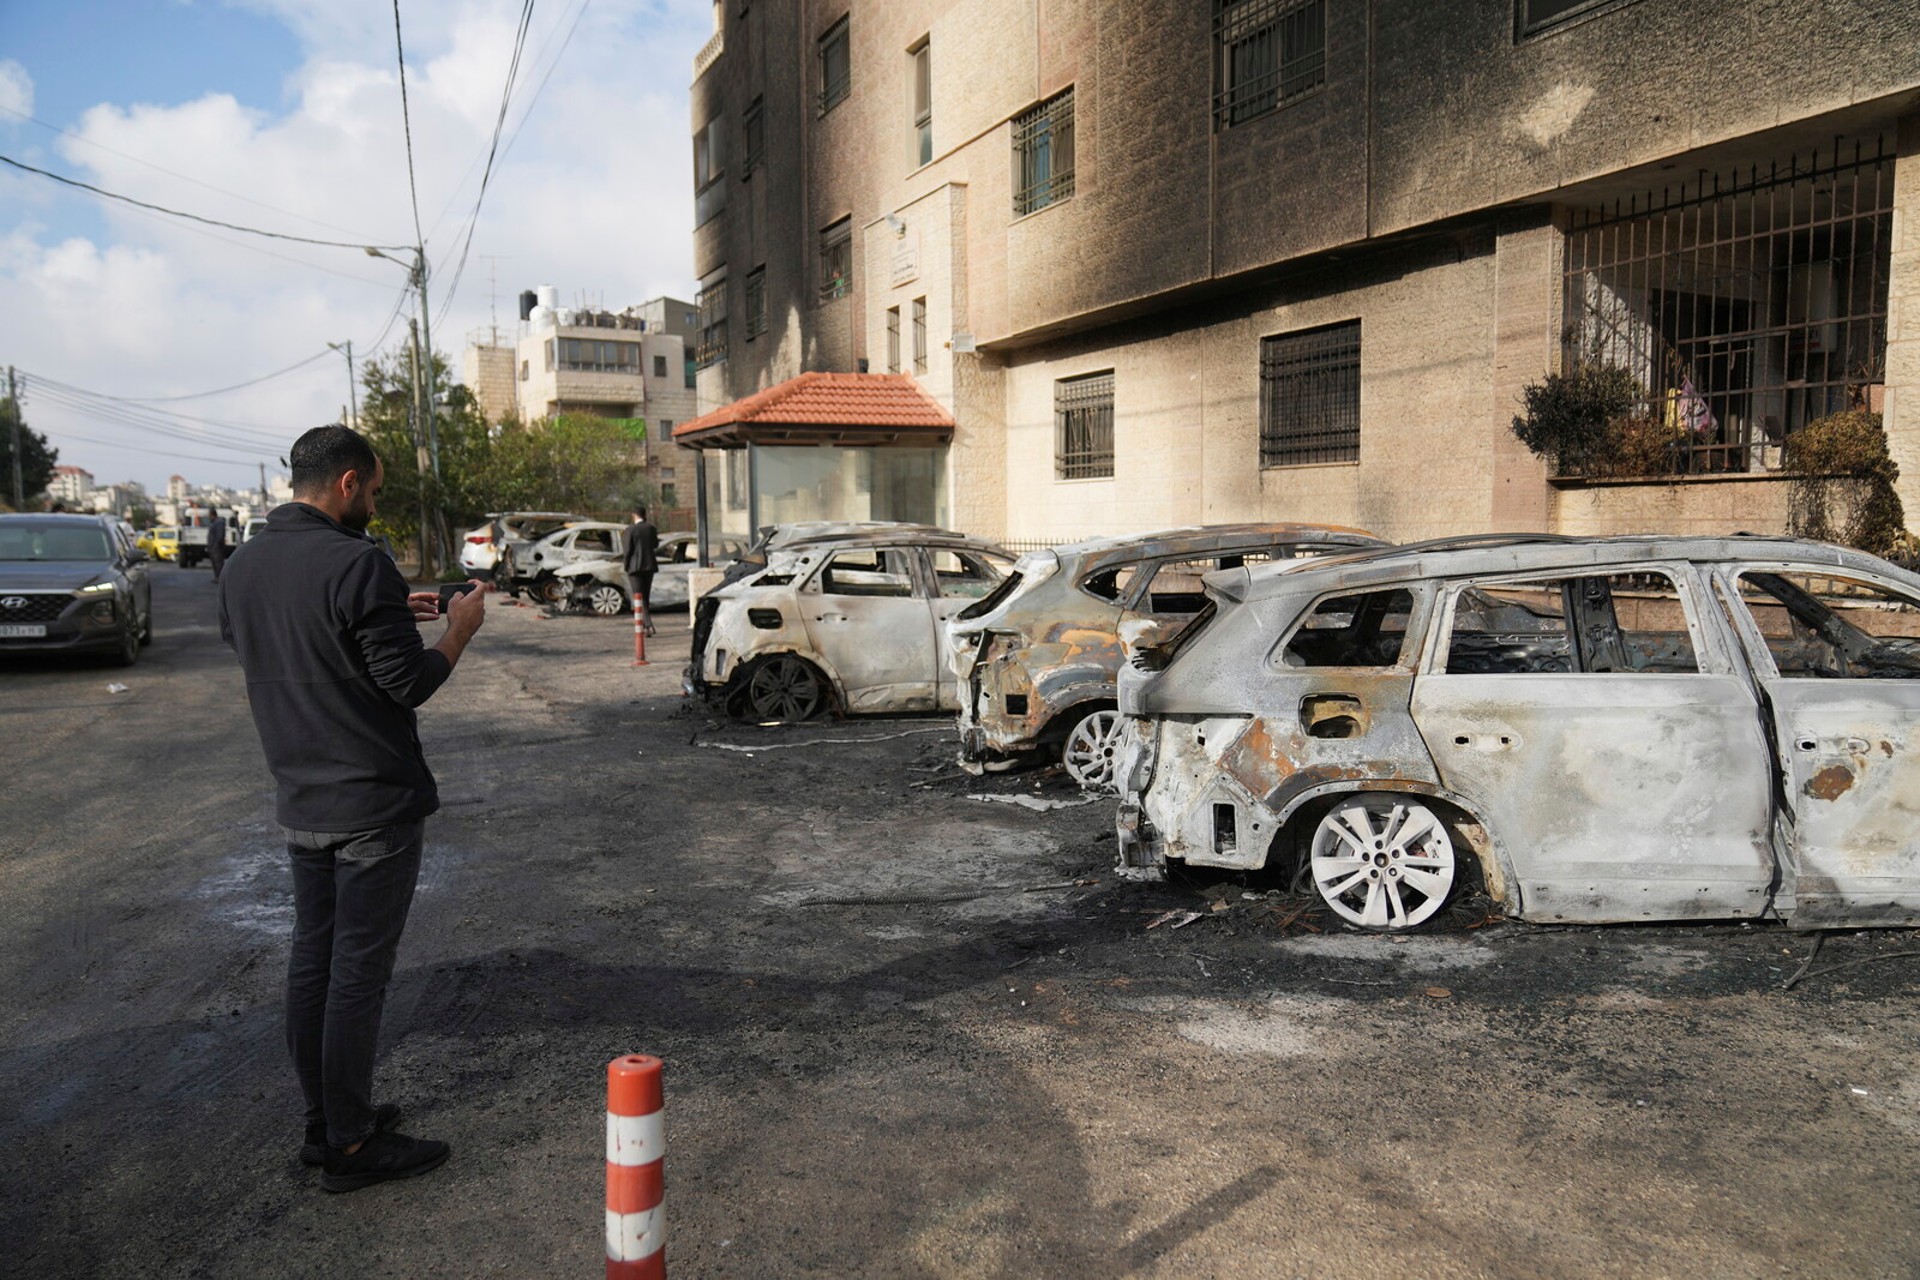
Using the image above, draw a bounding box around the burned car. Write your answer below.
[948,524,1386,788]
[689,526,1013,722]
[1116,534,1920,932]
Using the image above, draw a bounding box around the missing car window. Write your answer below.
[1279,588,1416,668]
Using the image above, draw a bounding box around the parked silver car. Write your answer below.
[1116,534,1920,932]
[948,524,1386,788]
[689,525,1013,721]
[556,532,748,615]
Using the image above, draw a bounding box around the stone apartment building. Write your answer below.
[684,0,1920,546]
[464,290,703,514]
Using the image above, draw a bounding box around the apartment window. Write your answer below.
[819,217,853,301]
[886,307,901,372]
[911,297,927,373]
[1561,137,1893,477]
[1055,371,1114,480]
[694,114,726,225]
[696,273,728,368]
[818,15,850,114]
[1260,320,1360,466]
[684,355,696,389]
[1518,0,1626,36]
[1013,88,1074,216]
[910,39,932,167]
[544,339,555,371]
[1213,0,1326,129]
[556,338,642,374]
[744,265,767,339]
[742,96,765,176]
[653,355,668,378]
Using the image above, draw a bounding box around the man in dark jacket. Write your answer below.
[622,504,660,635]
[206,511,229,580]
[219,424,487,1193]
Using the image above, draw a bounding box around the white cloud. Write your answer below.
[0,60,32,117]
[0,1,707,491]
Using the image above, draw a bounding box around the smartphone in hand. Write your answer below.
[438,581,478,612]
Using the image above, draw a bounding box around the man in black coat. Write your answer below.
[623,504,660,635]
[219,424,487,1193]
[206,511,228,580]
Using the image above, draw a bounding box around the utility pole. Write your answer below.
[413,248,440,480]
[328,340,358,428]
[7,365,21,511]
[408,318,433,578]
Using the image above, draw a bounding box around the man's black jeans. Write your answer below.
[284,821,425,1149]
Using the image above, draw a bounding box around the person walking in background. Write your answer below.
[219,424,488,1193]
[206,510,229,580]
[623,504,659,636]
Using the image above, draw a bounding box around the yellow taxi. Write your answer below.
[146,527,180,562]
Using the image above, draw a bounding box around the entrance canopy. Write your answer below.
[672,372,954,448]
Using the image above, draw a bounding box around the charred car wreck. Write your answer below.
[1116,535,1920,932]
[947,524,1385,787]
[689,526,1013,722]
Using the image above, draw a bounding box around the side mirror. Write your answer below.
[128,549,151,564]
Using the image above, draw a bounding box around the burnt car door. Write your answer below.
[801,546,940,712]
[1409,566,1775,923]
[925,548,1012,709]
[1723,565,1920,927]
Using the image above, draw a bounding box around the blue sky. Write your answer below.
[0,0,708,495]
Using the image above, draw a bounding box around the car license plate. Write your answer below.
[0,624,47,638]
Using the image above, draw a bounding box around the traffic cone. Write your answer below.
[605,1054,665,1279]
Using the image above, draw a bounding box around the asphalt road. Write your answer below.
[3,563,1918,1278]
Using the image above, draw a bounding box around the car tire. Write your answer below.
[1060,706,1125,791]
[138,608,153,647]
[1307,793,1457,931]
[587,583,629,617]
[742,654,827,724]
[112,623,140,668]
[531,575,566,607]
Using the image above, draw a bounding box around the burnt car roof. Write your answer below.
[772,529,1012,557]
[1047,522,1385,571]
[1209,533,1920,604]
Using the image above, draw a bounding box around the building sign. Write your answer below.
[891,232,920,287]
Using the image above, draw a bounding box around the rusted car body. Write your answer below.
[689,526,1014,722]
[1116,534,1920,931]
[947,524,1386,787]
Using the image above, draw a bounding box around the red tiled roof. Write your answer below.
[673,373,953,446]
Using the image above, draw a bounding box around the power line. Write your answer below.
[391,0,427,252]
[119,350,337,403]
[0,103,388,242]
[39,429,277,467]
[0,153,411,252]
[437,0,539,317]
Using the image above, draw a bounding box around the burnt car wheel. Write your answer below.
[587,582,629,616]
[531,575,567,607]
[1308,794,1456,931]
[745,655,825,723]
[1061,708,1125,791]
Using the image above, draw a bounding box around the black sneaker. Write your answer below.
[319,1130,450,1193]
[300,1102,403,1166]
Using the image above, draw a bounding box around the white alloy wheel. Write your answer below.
[1309,795,1456,930]
[587,583,629,616]
[1061,708,1126,791]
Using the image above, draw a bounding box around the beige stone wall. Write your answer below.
[1550,477,1795,539]
[463,344,516,428]
[1885,115,1920,528]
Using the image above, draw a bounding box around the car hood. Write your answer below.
[0,563,110,591]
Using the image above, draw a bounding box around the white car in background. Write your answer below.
[459,511,585,582]
[555,532,748,615]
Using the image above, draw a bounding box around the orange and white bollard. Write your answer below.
[606,1054,665,1279]
[631,597,650,666]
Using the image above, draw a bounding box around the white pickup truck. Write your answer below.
[177,506,239,569]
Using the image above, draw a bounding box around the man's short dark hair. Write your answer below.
[290,426,379,495]
[632,505,648,520]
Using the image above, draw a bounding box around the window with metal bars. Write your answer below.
[696,274,728,369]
[818,15,850,114]
[886,307,900,372]
[911,40,932,167]
[1055,371,1114,480]
[1561,137,1893,476]
[911,297,927,373]
[1013,88,1074,216]
[1213,0,1325,130]
[1260,321,1360,467]
[744,266,766,339]
[819,218,853,302]
[742,97,764,176]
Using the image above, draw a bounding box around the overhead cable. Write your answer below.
[0,153,412,252]
[437,0,539,316]
[118,350,337,403]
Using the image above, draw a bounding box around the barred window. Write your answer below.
[911,297,927,373]
[1213,0,1326,130]
[744,266,767,339]
[742,97,764,176]
[886,306,901,373]
[696,274,728,369]
[819,217,853,302]
[1518,0,1614,36]
[1013,88,1074,216]
[818,15,850,114]
[1260,320,1359,466]
[1055,370,1114,480]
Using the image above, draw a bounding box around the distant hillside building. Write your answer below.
[685,0,1920,545]
[48,465,93,506]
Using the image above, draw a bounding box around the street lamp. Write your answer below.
[364,245,439,479]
